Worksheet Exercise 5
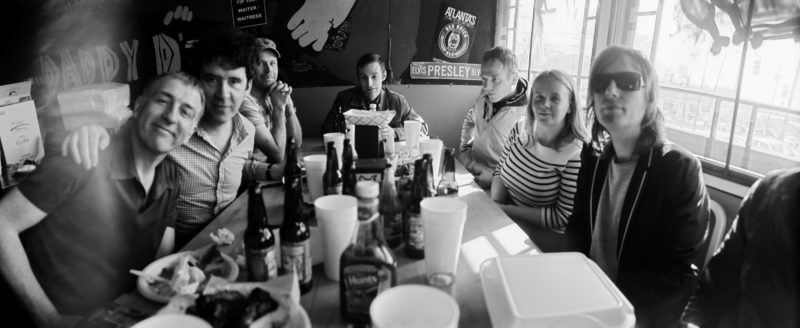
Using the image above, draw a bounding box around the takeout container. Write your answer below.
[344,109,395,126]
[480,253,635,328]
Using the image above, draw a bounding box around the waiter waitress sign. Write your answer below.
[433,4,478,63]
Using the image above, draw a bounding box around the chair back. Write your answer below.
[705,199,728,267]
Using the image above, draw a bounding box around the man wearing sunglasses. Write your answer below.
[563,46,710,328]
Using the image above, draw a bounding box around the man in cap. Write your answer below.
[240,37,303,162]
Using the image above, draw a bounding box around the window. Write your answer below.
[496,0,597,105]
[497,0,800,184]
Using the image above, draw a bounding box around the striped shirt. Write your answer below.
[168,113,270,245]
[494,123,582,232]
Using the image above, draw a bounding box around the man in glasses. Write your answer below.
[457,46,528,189]
[0,72,204,326]
[563,46,710,327]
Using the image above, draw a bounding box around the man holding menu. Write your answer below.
[320,52,428,141]
[0,72,204,326]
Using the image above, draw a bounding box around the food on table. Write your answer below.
[148,245,231,298]
[210,228,235,246]
[187,288,291,328]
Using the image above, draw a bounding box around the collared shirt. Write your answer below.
[18,123,177,314]
[168,113,269,246]
[240,93,274,130]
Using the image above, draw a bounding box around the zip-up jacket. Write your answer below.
[564,142,710,327]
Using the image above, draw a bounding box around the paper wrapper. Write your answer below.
[157,272,309,327]
[344,109,395,126]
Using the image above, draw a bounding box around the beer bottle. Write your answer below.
[322,141,342,195]
[244,182,278,281]
[436,148,458,197]
[404,158,427,259]
[340,181,397,324]
[341,139,357,196]
[333,106,347,134]
[379,164,403,249]
[422,153,436,197]
[280,138,313,294]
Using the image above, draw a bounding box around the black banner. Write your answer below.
[431,3,478,63]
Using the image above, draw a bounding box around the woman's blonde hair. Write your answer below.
[521,69,588,148]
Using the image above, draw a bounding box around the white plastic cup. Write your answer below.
[323,132,345,169]
[421,198,468,275]
[370,285,460,328]
[404,120,422,150]
[314,195,358,281]
[303,154,327,202]
[419,139,444,180]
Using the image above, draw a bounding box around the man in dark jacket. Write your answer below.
[320,52,427,140]
[681,167,799,328]
[563,46,709,328]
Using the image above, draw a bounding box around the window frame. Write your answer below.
[497,0,799,187]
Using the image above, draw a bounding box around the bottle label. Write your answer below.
[246,246,278,281]
[342,264,394,316]
[281,240,312,284]
[325,184,342,195]
[408,213,424,249]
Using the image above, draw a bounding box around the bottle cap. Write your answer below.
[356,181,379,198]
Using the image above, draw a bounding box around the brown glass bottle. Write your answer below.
[333,106,347,134]
[340,181,397,324]
[379,164,403,249]
[244,182,278,281]
[341,138,357,196]
[403,158,428,259]
[323,141,342,195]
[436,148,459,196]
[279,138,313,294]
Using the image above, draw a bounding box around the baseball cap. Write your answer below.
[254,37,281,58]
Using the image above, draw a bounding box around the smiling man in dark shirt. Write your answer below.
[0,72,204,327]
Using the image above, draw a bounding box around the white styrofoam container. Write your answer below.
[480,253,635,328]
[57,82,130,115]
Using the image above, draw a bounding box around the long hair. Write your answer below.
[585,46,665,156]
[521,69,588,149]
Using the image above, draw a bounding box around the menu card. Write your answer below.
[0,81,44,168]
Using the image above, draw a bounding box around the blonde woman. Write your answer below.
[491,69,588,252]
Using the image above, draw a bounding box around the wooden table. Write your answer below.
[111,140,540,327]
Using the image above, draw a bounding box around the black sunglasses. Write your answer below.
[590,72,644,93]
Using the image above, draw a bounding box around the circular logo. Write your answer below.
[438,23,470,59]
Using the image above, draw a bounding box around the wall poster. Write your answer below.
[432,3,478,63]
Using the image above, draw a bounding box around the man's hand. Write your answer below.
[60,125,110,170]
[268,81,292,114]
